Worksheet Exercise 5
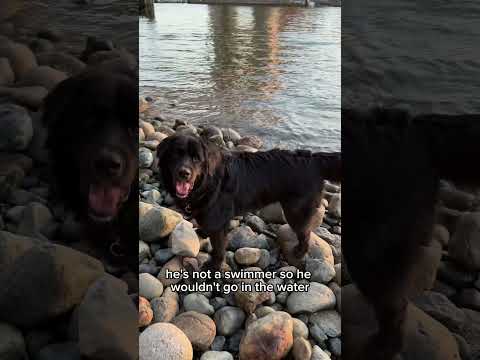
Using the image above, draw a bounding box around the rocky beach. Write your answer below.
[138,96,342,360]
[0,9,138,360]
[343,181,480,360]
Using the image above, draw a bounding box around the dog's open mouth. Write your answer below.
[88,184,130,223]
[175,180,193,199]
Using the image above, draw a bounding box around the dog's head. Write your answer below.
[44,70,138,224]
[156,134,211,200]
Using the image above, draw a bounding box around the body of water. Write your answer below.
[140,4,341,152]
[9,0,137,54]
[343,1,480,115]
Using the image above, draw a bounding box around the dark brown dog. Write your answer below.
[42,69,138,268]
[342,108,480,359]
[156,134,341,270]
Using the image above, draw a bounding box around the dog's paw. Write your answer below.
[362,333,403,360]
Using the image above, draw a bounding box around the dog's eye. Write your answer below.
[192,155,201,163]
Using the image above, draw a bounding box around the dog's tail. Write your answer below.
[415,114,480,185]
[314,152,341,182]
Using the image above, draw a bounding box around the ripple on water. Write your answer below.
[140,4,341,152]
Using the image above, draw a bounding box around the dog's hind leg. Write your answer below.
[282,197,321,260]
[364,289,408,360]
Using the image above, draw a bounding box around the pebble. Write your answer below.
[221,128,242,143]
[170,221,200,257]
[292,317,309,339]
[328,337,341,357]
[287,282,336,314]
[0,41,37,78]
[139,204,182,242]
[244,214,267,233]
[311,345,331,360]
[292,337,312,360]
[239,312,293,360]
[306,257,336,284]
[413,291,466,332]
[456,288,480,311]
[0,322,27,359]
[200,351,234,360]
[227,225,268,250]
[437,261,476,288]
[183,293,215,316]
[36,52,86,75]
[139,323,193,360]
[150,288,179,323]
[139,240,151,262]
[0,103,33,151]
[172,311,216,351]
[234,247,262,265]
[16,201,53,239]
[17,65,67,90]
[139,147,154,168]
[214,306,245,336]
[309,310,341,341]
[154,247,174,264]
[0,57,14,85]
[139,297,153,327]
[139,273,164,300]
[449,212,480,270]
[157,256,184,286]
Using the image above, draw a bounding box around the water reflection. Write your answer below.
[140,4,340,151]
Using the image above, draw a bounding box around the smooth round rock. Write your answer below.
[183,293,215,316]
[0,103,33,151]
[172,311,216,351]
[287,282,336,314]
[139,323,193,360]
[139,273,164,300]
[239,312,293,360]
[200,351,233,360]
[214,306,245,336]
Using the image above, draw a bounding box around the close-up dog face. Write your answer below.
[44,71,138,224]
[156,135,207,199]
[77,122,137,223]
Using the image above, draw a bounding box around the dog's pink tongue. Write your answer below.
[176,181,191,197]
[88,185,123,216]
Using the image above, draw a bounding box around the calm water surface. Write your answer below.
[10,0,137,54]
[140,4,341,152]
[343,1,480,114]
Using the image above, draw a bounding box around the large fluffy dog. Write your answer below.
[42,69,138,268]
[342,108,480,359]
[156,134,341,270]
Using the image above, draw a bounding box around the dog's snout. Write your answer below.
[95,150,124,177]
[178,167,192,180]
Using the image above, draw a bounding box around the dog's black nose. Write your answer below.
[95,151,123,177]
[178,167,192,180]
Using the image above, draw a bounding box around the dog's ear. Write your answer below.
[202,139,222,177]
[153,136,173,172]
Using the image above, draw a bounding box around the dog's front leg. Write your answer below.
[206,228,228,271]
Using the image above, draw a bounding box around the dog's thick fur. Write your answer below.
[157,134,341,270]
[42,69,138,268]
[342,108,480,359]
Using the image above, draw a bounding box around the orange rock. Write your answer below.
[240,311,293,360]
[139,296,153,327]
